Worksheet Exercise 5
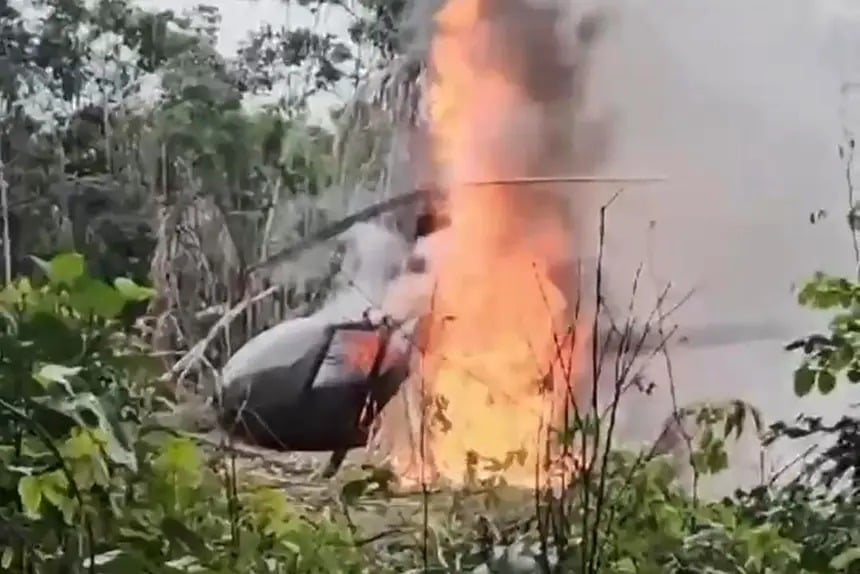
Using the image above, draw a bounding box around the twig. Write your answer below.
[840,137,859,277]
[767,443,818,487]
[645,220,701,507]
[0,133,11,284]
[579,189,624,574]
[354,528,410,546]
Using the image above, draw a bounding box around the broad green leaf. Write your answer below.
[236,530,263,568]
[707,445,729,473]
[832,344,855,370]
[33,363,81,394]
[40,471,75,524]
[793,366,815,396]
[46,253,85,285]
[18,475,42,518]
[63,429,111,490]
[113,278,156,302]
[817,370,837,394]
[0,278,31,306]
[153,437,203,488]
[65,429,94,457]
[71,459,96,490]
[831,547,860,570]
[68,277,126,319]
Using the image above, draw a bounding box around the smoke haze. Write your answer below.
[579,0,857,494]
[405,0,859,495]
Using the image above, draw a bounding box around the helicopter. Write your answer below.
[215,185,789,478]
[216,203,450,475]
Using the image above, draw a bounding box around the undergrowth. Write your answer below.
[1,252,860,573]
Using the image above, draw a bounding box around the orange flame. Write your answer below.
[420,0,576,488]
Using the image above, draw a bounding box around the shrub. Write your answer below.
[0,253,370,573]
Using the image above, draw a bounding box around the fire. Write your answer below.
[419,0,577,488]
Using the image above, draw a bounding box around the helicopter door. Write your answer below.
[310,323,387,389]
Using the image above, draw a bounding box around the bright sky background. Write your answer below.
[137,0,358,121]
[135,0,860,124]
[138,0,348,54]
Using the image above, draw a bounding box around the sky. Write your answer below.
[136,0,356,120]
[138,0,339,55]
[133,0,860,125]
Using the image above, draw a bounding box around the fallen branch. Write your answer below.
[161,285,281,383]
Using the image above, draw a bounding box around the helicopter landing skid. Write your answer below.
[322,448,349,478]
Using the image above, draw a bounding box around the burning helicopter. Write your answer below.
[214,182,789,479]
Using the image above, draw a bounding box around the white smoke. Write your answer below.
[222,223,409,385]
[397,0,860,496]
[577,0,859,495]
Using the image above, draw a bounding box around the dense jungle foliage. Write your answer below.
[0,0,859,572]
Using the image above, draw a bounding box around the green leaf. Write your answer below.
[33,363,81,394]
[46,253,85,285]
[18,476,42,518]
[706,442,729,474]
[817,370,837,394]
[832,344,855,370]
[236,530,263,568]
[40,471,74,524]
[113,278,156,302]
[793,366,815,396]
[831,547,860,570]
[0,278,32,306]
[68,278,126,319]
[153,437,203,487]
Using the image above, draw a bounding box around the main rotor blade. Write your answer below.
[251,175,665,274]
[249,189,436,274]
[445,175,667,187]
